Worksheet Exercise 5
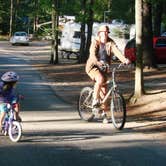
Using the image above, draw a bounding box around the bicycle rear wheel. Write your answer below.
[77,87,94,121]
[8,121,22,142]
[110,91,126,130]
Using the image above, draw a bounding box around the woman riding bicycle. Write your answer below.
[0,71,21,131]
[85,25,130,123]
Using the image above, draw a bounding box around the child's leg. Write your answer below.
[0,104,7,129]
[0,111,6,128]
[13,103,22,122]
[0,112,6,128]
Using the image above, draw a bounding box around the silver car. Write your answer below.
[10,31,29,45]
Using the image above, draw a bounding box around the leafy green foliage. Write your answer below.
[0,0,10,34]
[0,0,166,36]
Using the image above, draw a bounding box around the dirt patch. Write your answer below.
[33,60,166,132]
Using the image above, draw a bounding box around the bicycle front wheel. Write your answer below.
[77,87,94,121]
[110,91,126,130]
[8,121,22,142]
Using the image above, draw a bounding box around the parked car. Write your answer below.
[10,31,29,45]
[124,36,166,64]
[161,32,166,37]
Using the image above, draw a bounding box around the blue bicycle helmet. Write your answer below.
[1,71,19,82]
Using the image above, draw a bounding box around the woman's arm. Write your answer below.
[111,42,130,64]
[89,39,99,65]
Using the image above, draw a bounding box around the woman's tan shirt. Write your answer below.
[85,37,127,73]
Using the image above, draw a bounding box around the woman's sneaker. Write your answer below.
[103,117,109,124]
[92,99,101,116]
[92,99,100,107]
[102,112,109,124]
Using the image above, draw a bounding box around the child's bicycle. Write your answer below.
[1,103,22,142]
[78,63,127,130]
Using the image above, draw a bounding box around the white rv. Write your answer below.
[59,21,99,58]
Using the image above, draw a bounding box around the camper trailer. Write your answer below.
[59,21,83,58]
[59,22,101,59]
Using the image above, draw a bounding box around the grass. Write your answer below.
[0,35,9,41]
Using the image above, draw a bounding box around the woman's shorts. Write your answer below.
[87,67,107,81]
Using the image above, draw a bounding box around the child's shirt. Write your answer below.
[0,82,18,104]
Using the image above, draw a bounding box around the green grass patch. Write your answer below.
[0,35,9,41]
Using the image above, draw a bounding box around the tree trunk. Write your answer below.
[50,0,59,64]
[143,1,157,68]
[13,0,19,32]
[153,0,163,36]
[133,0,144,100]
[79,23,86,63]
[33,0,39,38]
[9,0,13,37]
[85,0,94,60]
[108,0,112,9]
[54,12,59,64]
[79,0,86,63]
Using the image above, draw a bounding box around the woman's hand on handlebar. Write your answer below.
[96,61,104,67]
[97,61,110,73]
[124,58,131,65]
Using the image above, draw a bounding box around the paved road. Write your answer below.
[0,41,165,166]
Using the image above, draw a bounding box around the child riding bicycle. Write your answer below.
[85,25,130,123]
[0,71,21,132]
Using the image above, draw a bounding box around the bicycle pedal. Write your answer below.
[92,107,100,115]
[103,118,109,124]
[4,131,8,136]
[92,107,103,116]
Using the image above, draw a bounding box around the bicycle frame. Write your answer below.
[100,63,123,104]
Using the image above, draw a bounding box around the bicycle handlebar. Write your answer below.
[99,62,129,75]
[111,63,128,84]
[112,63,125,73]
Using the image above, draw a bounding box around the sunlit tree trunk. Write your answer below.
[134,0,144,99]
